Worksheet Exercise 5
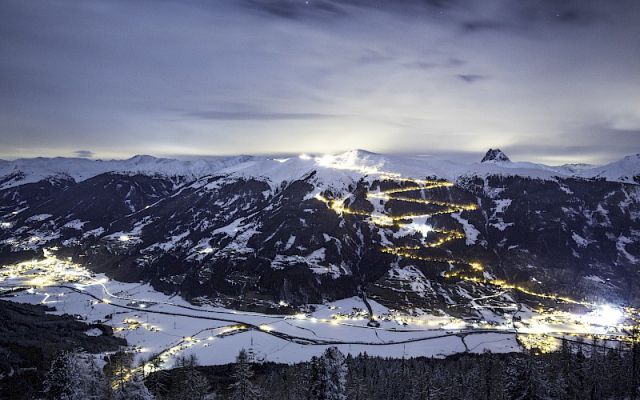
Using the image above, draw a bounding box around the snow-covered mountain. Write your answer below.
[1,149,639,314]
[480,148,511,163]
[2,149,638,191]
[575,153,640,184]
[0,154,253,190]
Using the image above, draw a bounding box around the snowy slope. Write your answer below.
[1,150,638,191]
[576,154,640,184]
[0,155,253,189]
[218,149,640,185]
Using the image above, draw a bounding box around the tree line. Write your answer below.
[38,336,640,399]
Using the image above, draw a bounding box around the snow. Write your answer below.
[63,219,87,230]
[212,218,245,235]
[307,248,326,262]
[451,212,479,245]
[388,266,432,297]
[489,198,513,231]
[25,214,52,222]
[576,153,640,184]
[572,232,591,248]
[493,199,512,214]
[0,252,633,368]
[84,328,103,337]
[148,230,191,252]
[2,151,639,194]
[284,235,296,250]
[584,275,606,284]
[82,227,105,238]
[0,155,252,190]
[616,235,638,263]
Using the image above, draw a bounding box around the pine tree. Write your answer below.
[321,347,347,400]
[408,365,430,400]
[169,354,210,400]
[229,349,260,400]
[83,352,111,400]
[284,363,308,400]
[309,356,326,400]
[43,350,110,400]
[145,356,169,397]
[503,354,548,400]
[43,350,81,400]
[114,372,156,400]
[105,351,134,393]
[347,370,368,400]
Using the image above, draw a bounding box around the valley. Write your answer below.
[0,150,639,378]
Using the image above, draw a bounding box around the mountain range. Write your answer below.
[1,149,639,315]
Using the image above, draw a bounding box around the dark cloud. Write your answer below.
[403,57,466,71]
[357,50,394,65]
[460,20,508,33]
[242,0,458,20]
[514,1,603,27]
[446,58,465,67]
[73,150,95,158]
[403,61,438,70]
[459,1,605,35]
[242,0,347,19]
[184,111,342,121]
[457,74,486,83]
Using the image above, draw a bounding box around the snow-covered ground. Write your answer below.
[0,251,633,369]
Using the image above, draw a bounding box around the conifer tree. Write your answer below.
[321,347,347,400]
[230,349,260,400]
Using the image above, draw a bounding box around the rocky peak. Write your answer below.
[481,148,510,163]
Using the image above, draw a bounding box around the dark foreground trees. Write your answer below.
[229,349,260,400]
[195,340,639,400]
[33,338,640,399]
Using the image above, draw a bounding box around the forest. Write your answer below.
[19,336,640,400]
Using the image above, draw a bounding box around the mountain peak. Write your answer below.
[127,155,160,164]
[342,149,379,157]
[481,148,510,163]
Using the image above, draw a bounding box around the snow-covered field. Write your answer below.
[0,251,632,370]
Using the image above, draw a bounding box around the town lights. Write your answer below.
[469,262,484,272]
[582,304,624,327]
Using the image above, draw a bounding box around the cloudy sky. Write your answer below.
[1,0,639,164]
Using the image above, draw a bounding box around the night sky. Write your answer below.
[1,0,639,163]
